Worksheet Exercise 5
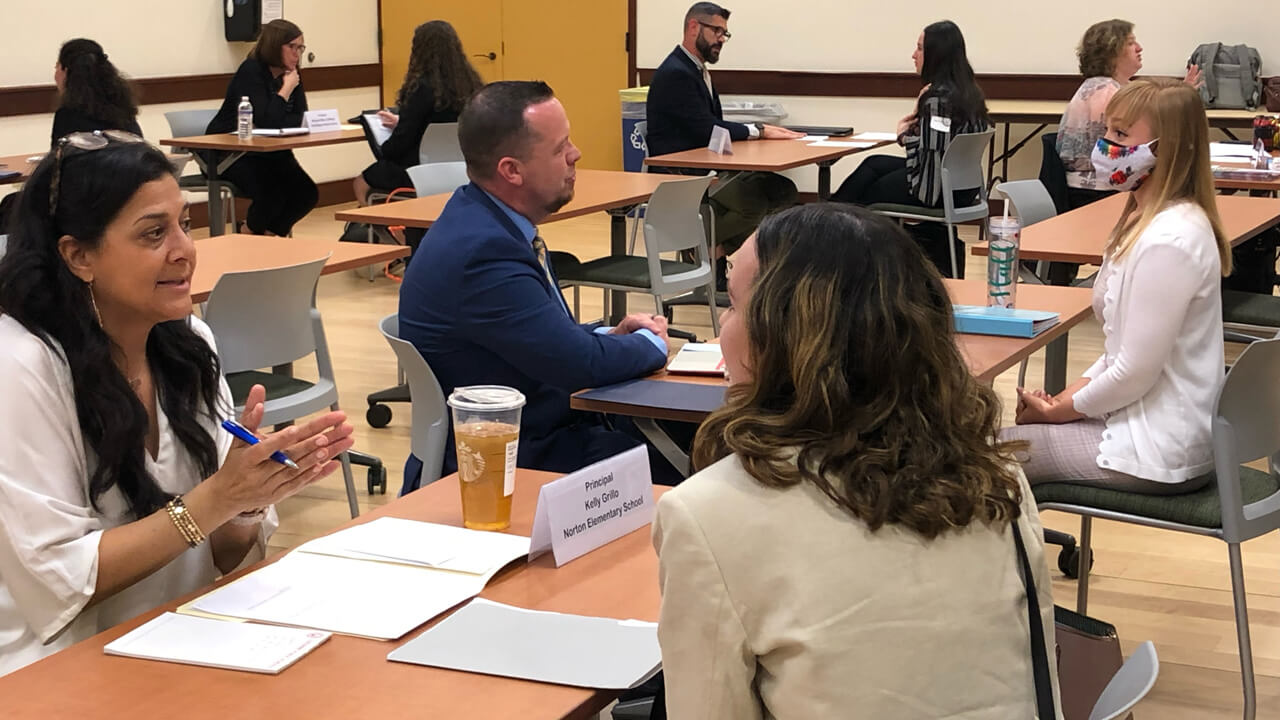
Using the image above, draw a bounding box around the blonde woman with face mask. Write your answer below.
[1004,78,1232,494]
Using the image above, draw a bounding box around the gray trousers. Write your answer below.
[1001,418,1210,495]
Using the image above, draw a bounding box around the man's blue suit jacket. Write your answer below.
[397,183,667,493]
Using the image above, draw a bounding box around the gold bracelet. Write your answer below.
[165,496,206,548]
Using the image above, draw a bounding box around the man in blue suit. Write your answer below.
[398,80,676,494]
[646,2,802,268]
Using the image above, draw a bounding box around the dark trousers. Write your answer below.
[221,150,319,236]
[833,155,966,278]
[704,171,797,254]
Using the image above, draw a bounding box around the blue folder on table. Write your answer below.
[952,305,1060,338]
[577,379,726,415]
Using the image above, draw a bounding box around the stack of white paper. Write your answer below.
[808,140,876,149]
[1210,142,1258,160]
[387,599,661,689]
[361,112,392,147]
[852,131,900,142]
[104,612,330,674]
[182,519,531,640]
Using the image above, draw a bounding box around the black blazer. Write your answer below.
[645,46,750,157]
[50,108,142,146]
[379,82,460,170]
[206,57,307,134]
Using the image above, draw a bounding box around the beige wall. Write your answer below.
[638,0,1278,191]
[0,0,380,191]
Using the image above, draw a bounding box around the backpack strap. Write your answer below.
[1012,518,1058,720]
[1233,44,1262,108]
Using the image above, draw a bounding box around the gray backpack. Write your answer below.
[1189,43,1263,109]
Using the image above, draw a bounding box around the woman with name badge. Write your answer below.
[206,19,318,236]
[0,138,354,676]
[1005,78,1230,495]
[653,203,1059,718]
[831,20,991,277]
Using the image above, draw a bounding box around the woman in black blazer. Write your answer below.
[50,39,142,142]
[206,19,316,236]
[353,21,483,202]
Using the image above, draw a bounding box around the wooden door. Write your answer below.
[379,0,504,107]
[501,1,629,170]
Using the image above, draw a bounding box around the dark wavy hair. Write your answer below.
[251,19,303,68]
[0,143,224,519]
[1077,19,1134,78]
[918,21,990,129]
[693,204,1025,540]
[56,38,138,132]
[396,21,483,114]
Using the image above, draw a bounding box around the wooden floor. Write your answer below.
[196,203,1277,718]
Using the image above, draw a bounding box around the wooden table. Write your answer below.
[572,280,1094,421]
[985,99,1267,184]
[1214,152,1280,193]
[192,234,410,303]
[0,152,43,185]
[160,128,365,236]
[336,169,676,324]
[974,193,1280,265]
[0,470,666,720]
[643,135,891,198]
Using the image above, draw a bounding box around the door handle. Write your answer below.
[473,52,497,61]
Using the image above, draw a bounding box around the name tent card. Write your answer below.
[530,445,655,567]
[303,109,342,132]
[708,126,733,155]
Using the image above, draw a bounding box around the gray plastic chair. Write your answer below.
[0,235,7,261]
[868,129,995,278]
[993,179,1060,387]
[407,161,471,198]
[203,255,363,518]
[1089,641,1159,720]
[378,314,448,488]
[556,175,720,334]
[417,122,463,165]
[1034,337,1280,720]
[164,109,242,230]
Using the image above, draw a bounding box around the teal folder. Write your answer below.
[952,305,1060,338]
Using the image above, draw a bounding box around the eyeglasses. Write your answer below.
[697,21,731,40]
[286,42,306,53]
[49,130,146,219]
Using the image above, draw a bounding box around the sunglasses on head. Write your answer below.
[49,130,146,218]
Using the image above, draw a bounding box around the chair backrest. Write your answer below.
[1213,337,1280,541]
[407,161,471,198]
[1039,133,1070,214]
[1088,641,1159,720]
[635,120,650,173]
[642,176,715,293]
[939,129,994,216]
[0,235,7,261]
[378,313,448,487]
[994,180,1058,227]
[165,109,218,138]
[203,255,329,374]
[418,122,462,164]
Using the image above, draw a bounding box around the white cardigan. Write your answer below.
[1071,200,1224,483]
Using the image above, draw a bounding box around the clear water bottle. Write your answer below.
[987,215,1020,309]
[236,96,253,140]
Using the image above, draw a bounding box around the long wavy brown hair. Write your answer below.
[396,21,484,114]
[693,204,1025,539]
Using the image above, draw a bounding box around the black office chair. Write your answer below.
[1038,133,1070,215]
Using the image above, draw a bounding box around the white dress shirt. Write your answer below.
[0,314,276,676]
[1072,200,1225,483]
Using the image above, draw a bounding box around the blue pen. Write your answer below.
[221,419,301,470]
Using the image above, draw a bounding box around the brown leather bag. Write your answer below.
[1055,607,1127,720]
[1264,77,1280,112]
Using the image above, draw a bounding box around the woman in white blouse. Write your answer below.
[1007,78,1231,492]
[0,137,355,676]
[653,203,1060,719]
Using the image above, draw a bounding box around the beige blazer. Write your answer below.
[653,454,1062,719]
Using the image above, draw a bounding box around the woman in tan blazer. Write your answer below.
[653,203,1061,719]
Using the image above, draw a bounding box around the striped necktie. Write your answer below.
[531,236,570,317]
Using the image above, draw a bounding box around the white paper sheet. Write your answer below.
[296,517,530,575]
[1210,142,1258,159]
[104,612,329,674]
[808,140,877,148]
[852,131,899,142]
[798,135,828,142]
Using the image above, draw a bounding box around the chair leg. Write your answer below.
[1076,515,1092,615]
[1017,358,1029,388]
[654,295,664,316]
[947,221,959,279]
[573,286,581,322]
[1227,542,1257,720]
[339,452,360,519]
[706,281,721,336]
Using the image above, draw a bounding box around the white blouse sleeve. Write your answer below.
[1072,243,1205,417]
[0,337,102,643]
[652,492,762,720]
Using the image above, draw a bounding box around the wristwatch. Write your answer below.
[752,122,765,133]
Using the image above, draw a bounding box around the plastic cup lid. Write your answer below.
[447,385,526,412]
[989,216,1020,228]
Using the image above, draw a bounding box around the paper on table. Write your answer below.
[388,599,661,689]
[296,517,531,574]
[104,612,330,674]
[186,551,495,640]
[808,140,877,148]
[798,135,828,141]
[1210,142,1258,159]
[852,131,899,142]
